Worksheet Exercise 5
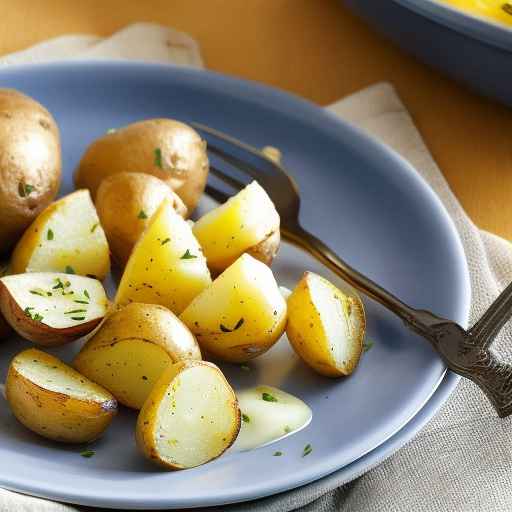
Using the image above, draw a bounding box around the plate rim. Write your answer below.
[0,60,471,508]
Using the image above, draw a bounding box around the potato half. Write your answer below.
[286,272,365,377]
[115,198,211,315]
[6,348,117,443]
[11,189,110,280]
[193,181,280,275]
[0,89,61,256]
[74,303,201,409]
[180,254,287,363]
[136,360,240,469]
[0,272,109,346]
[74,119,208,213]
[96,172,187,267]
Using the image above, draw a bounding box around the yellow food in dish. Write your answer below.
[11,189,110,280]
[438,0,512,26]
[6,348,117,443]
[74,302,201,409]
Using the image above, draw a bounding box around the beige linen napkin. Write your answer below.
[1,22,511,512]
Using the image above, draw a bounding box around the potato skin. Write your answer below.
[75,119,208,213]
[96,172,187,267]
[246,229,280,267]
[6,349,117,443]
[136,360,240,470]
[0,89,61,255]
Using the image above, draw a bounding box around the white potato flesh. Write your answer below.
[233,385,312,451]
[279,286,292,300]
[192,181,279,271]
[0,273,108,328]
[115,199,211,314]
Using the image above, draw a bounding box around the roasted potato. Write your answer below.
[0,272,109,346]
[74,303,201,409]
[136,360,240,469]
[286,272,365,377]
[0,89,61,256]
[96,172,187,267]
[6,348,117,443]
[11,189,110,280]
[233,385,312,451]
[115,198,211,315]
[193,181,280,275]
[180,254,287,363]
[74,119,208,213]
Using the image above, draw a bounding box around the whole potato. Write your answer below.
[75,119,208,213]
[0,89,61,255]
[96,172,187,266]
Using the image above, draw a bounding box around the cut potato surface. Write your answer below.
[115,199,211,315]
[11,189,110,280]
[6,348,117,443]
[136,360,240,469]
[180,254,287,363]
[0,273,108,346]
[233,385,312,451]
[193,181,280,274]
[286,272,365,377]
[74,303,201,409]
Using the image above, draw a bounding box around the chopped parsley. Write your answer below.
[160,238,171,246]
[284,425,292,434]
[262,392,278,403]
[80,450,95,458]
[74,299,89,305]
[180,249,197,260]
[90,223,99,233]
[84,290,90,299]
[137,210,148,220]
[47,229,54,241]
[18,182,35,197]
[71,317,86,321]
[302,444,312,457]
[242,413,250,423]
[240,364,250,372]
[64,309,87,315]
[106,128,116,134]
[220,318,244,333]
[273,451,283,457]
[154,147,163,168]
[24,307,43,322]
[29,289,45,297]
[65,266,75,275]
[363,340,374,353]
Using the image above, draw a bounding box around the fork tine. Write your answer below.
[205,183,230,204]
[209,166,246,191]
[206,143,261,181]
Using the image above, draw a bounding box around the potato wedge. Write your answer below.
[286,272,365,377]
[74,303,201,409]
[115,198,211,314]
[193,181,280,274]
[74,119,208,213]
[0,89,61,256]
[95,172,187,267]
[136,360,240,469]
[0,273,108,346]
[180,254,287,363]
[6,348,117,443]
[11,189,110,280]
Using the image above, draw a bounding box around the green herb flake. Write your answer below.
[84,290,90,299]
[71,316,86,321]
[262,392,278,403]
[137,210,148,220]
[65,266,75,275]
[273,451,283,457]
[302,444,313,457]
[80,450,95,458]
[363,340,374,353]
[29,289,45,297]
[18,182,35,197]
[74,300,89,304]
[65,309,86,315]
[284,425,292,434]
[242,413,250,423]
[106,128,116,134]
[154,147,163,168]
[180,249,197,260]
[240,364,250,372]
[90,223,99,233]
[161,238,171,246]
[53,278,64,290]
[47,229,54,241]
[33,313,44,322]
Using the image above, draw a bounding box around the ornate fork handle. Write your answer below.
[283,221,512,417]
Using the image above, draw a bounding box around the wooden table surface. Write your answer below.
[1,0,511,239]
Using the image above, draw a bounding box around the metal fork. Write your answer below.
[192,122,512,418]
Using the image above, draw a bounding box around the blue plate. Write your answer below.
[345,0,512,106]
[0,62,470,509]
